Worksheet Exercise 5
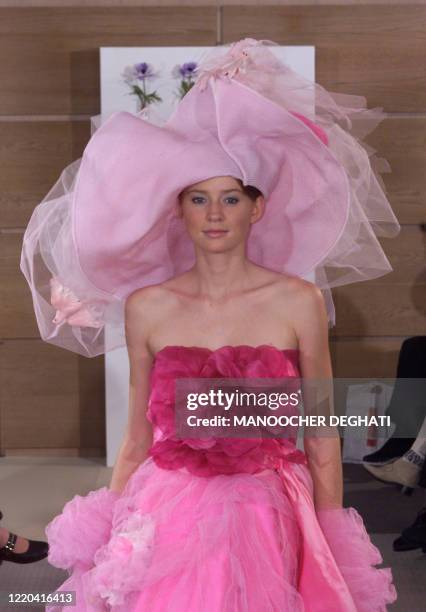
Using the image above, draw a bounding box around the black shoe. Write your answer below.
[393,534,426,552]
[0,532,49,565]
[363,436,415,464]
[393,507,426,553]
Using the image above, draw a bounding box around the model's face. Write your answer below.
[177,176,264,253]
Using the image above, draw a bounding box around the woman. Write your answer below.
[44,175,396,611]
[21,38,400,610]
[112,173,341,505]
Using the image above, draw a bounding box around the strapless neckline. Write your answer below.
[153,344,299,361]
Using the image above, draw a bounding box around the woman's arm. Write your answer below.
[109,289,155,494]
[293,282,343,510]
[292,283,397,610]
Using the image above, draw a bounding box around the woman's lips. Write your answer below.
[203,230,229,238]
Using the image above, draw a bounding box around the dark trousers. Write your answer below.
[386,337,426,488]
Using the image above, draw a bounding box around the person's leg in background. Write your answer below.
[364,414,426,488]
[363,336,426,464]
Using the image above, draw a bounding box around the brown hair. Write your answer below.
[235,179,263,202]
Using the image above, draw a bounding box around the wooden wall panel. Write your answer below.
[332,226,426,336]
[0,1,419,6]
[223,5,426,112]
[1,121,91,229]
[330,337,405,379]
[0,339,105,455]
[0,340,80,450]
[1,4,424,453]
[78,353,106,454]
[1,121,91,343]
[0,6,217,454]
[329,337,405,420]
[0,7,218,114]
[0,232,38,339]
[366,116,426,225]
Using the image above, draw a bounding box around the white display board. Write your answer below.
[101,45,316,466]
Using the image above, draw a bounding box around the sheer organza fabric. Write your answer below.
[20,38,400,356]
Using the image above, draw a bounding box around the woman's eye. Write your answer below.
[190,196,239,205]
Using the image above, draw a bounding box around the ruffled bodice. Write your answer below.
[146,344,307,477]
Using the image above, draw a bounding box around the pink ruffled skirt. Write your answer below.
[45,457,397,611]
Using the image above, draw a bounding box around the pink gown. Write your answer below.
[45,345,397,611]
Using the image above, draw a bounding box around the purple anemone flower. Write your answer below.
[135,62,157,80]
[171,62,198,80]
[180,62,198,78]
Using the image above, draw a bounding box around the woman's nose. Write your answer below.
[206,200,225,220]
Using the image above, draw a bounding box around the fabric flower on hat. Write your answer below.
[195,37,268,90]
[49,276,105,329]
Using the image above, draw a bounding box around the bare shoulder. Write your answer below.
[271,272,328,338]
[291,277,327,326]
[286,277,331,374]
[125,283,167,313]
[289,276,325,310]
[124,283,172,360]
[271,272,322,306]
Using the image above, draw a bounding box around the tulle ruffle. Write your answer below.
[46,457,304,611]
[46,486,119,571]
[45,459,397,611]
[317,506,397,611]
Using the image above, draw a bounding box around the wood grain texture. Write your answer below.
[330,337,406,378]
[0,120,91,228]
[0,339,80,449]
[367,116,426,225]
[0,1,424,6]
[0,7,217,452]
[332,226,426,336]
[78,353,106,453]
[0,231,38,338]
[0,7,218,114]
[0,338,106,453]
[223,5,426,111]
[329,337,406,420]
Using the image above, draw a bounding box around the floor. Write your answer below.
[0,456,425,611]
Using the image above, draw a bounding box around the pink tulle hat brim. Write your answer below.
[73,77,349,298]
[19,38,401,356]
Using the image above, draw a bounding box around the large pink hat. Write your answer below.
[20,38,400,357]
